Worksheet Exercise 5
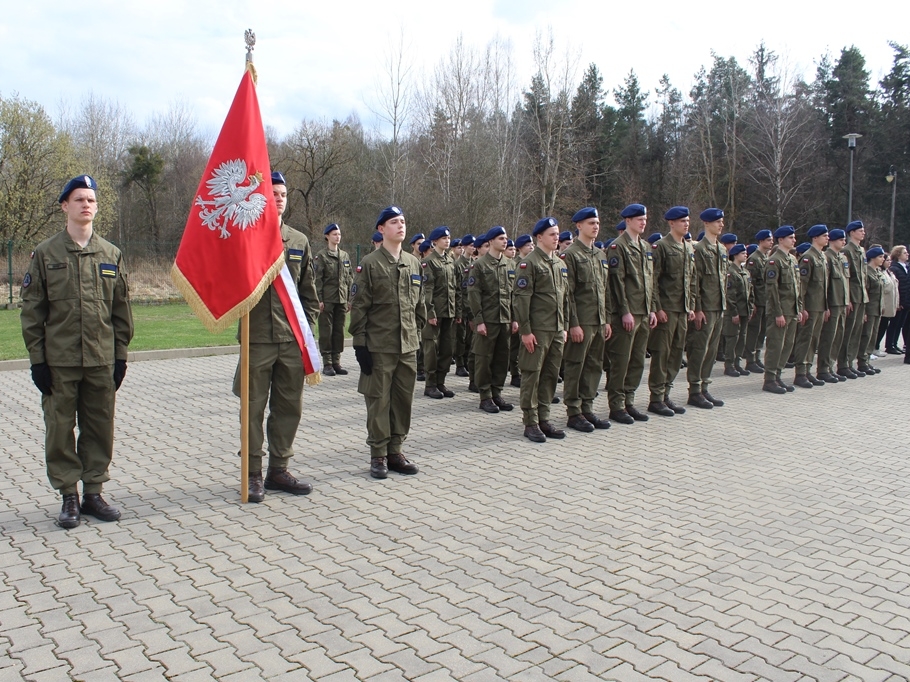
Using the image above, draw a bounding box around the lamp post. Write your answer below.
[887,166,897,250]
[843,133,862,223]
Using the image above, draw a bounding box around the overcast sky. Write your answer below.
[1,0,904,139]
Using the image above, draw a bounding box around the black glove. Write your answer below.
[114,359,127,390]
[31,363,53,395]
[354,346,373,376]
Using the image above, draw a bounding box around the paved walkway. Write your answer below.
[2,349,909,681]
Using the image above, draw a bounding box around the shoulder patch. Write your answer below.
[22,272,31,288]
[601,259,608,268]
[766,269,777,280]
[799,267,809,276]
[467,276,476,286]
[559,253,566,260]
[519,262,528,269]
[610,243,617,249]
[343,260,351,267]
[350,283,358,296]
[356,265,363,273]
[411,274,421,285]
[516,277,528,289]
[609,257,619,268]
[421,261,427,268]
[288,248,303,261]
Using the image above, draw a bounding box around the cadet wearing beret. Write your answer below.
[467,226,517,413]
[558,231,574,255]
[409,232,425,257]
[858,246,887,374]
[791,225,829,388]
[762,226,802,393]
[837,221,869,377]
[605,204,658,424]
[686,208,728,409]
[508,235,534,387]
[315,223,354,376]
[744,229,773,372]
[514,218,570,442]
[349,206,426,478]
[372,231,383,249]
[421,226,461,399]
[21,175,134,528]
[816,230,851,383]
[647,206,696,416]
[453,234,474,379]
[232,172,320,501]
[722,244,754,377]
[562,208,612,431]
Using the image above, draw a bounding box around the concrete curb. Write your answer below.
[0,337,354,372]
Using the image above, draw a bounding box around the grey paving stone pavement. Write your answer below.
[2,348,909,681]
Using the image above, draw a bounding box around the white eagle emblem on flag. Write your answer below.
[194,159,268,238]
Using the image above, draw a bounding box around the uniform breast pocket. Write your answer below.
[45,263,74,301]
[371,274,397,304]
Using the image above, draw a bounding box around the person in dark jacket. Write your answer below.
[887,245,910,354]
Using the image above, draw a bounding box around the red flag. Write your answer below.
[171,68,282,332]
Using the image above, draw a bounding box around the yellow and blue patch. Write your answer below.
[410,274,421,286]
[99,263,118,278]
[288,249,303,262]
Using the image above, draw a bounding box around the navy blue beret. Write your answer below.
[719,233,738,245]
[324,223,339,235]
[409,233,425,245]
[559,231,573,242]
[866,246,885,260]
[845,220,864,233]
[507,239,514,248]
[829,229,846,241]
[533,217,558,236]
[774,225,796,239]
[58,174,98,203]
[620,204,646,219]
[376,205,403,227]
[646,233,662,245]
[700,208,724,223]
[487,225,507,240]
[372,231,383,243]
[755,229,773,242]
[428,226,451,242]
[451,238,461,248]
[746,244,758,255]
[604,238,615,248]
[696,231,705,241]
[594,241,604,249]
[572,207,598,223]
[795,242,811,255]
[685,232,692,240]
[461,234,475,247]
[270,171,286,186]
[515,234,531,248]
[807,224,828,239]
[729,244,747,256]
[474,232,489,248]
[419,240,432,253]
[615,221,626,231]
[664,206,689,221]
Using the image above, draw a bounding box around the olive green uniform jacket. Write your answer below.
[314,247,354,305]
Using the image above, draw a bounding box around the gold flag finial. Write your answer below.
[244,29,257,83]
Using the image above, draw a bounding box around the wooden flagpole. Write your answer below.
[240,312,250,503]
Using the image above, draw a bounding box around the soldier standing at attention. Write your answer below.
[792,225,830,388]
[232,172,319,502]
[858,246,887,375]
[454,234,474,379]
[743,230,773,372]
[21,175,134,528]
[563,207,612,432]
[421,226,461,399]
[816,229,851,383]
[509,234,533,387]
[350,206,426,479]
[762,226,803,394]
[606,204,657,424]
[467,226,516,414]
[647,206,696,416]
[315,223,354,376]
[514,218,569,442]
[686,208,728,409]
[837,221,869,378]
[721,244,754,377]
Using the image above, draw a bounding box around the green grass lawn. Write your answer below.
[0,303,348,361]
[1,304,237,361]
